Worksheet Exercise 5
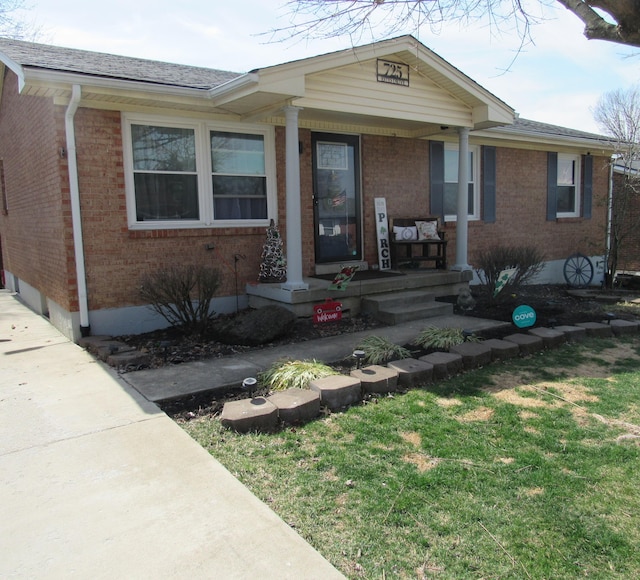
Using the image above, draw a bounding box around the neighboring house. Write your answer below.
[612,160,640,275]
[0,35,614,340]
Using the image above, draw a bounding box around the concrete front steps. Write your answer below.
[219,319,640,433]
[361,289,453,325]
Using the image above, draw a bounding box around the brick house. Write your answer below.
[0,36,614,340]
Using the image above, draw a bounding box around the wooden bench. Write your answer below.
[389,217,447,270]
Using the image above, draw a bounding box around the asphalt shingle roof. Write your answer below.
[506,116,609,143]
[0,37,242,90]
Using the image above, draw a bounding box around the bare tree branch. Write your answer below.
[593,86,640,283]
[270,0,640,49]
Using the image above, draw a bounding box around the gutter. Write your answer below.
[606,158,614,284]
[64,84,90,336]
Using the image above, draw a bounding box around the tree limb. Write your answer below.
[556,0,640,47]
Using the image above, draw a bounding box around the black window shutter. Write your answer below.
[429,141,444,219]
[583,154,593,219]
[547,152,558,221]
[482,146,496,223]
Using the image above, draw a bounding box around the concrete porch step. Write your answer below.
[362,290,453,325]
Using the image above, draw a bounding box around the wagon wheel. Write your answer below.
[563,253,594,288]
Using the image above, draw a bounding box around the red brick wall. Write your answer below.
[0,71,75,309]
[75,108,269,310]
[464,147,609,264]
[0,77,610,317]
[360,136,608,267]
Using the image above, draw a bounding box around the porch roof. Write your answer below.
[0,35,612,152]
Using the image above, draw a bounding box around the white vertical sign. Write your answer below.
[374,197,391,271]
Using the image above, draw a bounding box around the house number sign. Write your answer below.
[376,59,409,87]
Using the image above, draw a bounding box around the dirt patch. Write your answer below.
[400,432,422,447]
[403,453,440,472]
[457,406,494,422]
[436,397,463,408]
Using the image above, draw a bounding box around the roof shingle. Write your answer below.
[0,37,242,90]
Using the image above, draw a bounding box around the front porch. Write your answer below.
[246,268,473,320]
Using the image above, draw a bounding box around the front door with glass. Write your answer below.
[312,133,361,264]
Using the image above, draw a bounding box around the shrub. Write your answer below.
[474,245,545,301]
[356,336,411,365]
[413,326,478,351]
[260,359,335,391]
[140,264,221,333]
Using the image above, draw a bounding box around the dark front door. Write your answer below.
[312,133,361,264]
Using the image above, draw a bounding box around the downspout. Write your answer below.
[65,84,90,336]
[605,158,614,286]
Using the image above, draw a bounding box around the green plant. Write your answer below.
[413,326,478,350]
[259,359,335,391]
[474,245,545,301]
[356,335,411,365]
[139,264,221,333]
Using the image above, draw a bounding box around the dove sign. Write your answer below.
[512,304,537,328]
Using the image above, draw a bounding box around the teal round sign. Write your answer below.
[512,304,536,328]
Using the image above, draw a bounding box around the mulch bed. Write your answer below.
[116,284,640,421]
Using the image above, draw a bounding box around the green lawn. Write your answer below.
[181,336,640,579]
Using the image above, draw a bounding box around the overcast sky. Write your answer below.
[16,0,640,133]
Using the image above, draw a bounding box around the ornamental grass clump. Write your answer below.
[356,335,411,365]
[259,359,335,391]
[414,326,479,351]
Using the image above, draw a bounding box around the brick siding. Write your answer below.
[0,67,610,318]
[0,71,76,310]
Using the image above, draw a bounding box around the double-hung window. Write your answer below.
[131,124,200,221]
[556,154,581,218]
[443,143,480,220]
[124,114,274,228]
[211,131,267,220]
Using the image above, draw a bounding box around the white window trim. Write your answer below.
[443,143,481,222]
[122,113,277,230]
[556,153,581,219]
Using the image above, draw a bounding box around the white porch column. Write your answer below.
[452,127,471,271]
[281,105,309,291]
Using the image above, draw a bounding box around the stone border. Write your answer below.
[219,320,639,433]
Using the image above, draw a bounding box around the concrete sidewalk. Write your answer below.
[124,312,508,403]
[0,290,344,579]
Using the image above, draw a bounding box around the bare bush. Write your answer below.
[140,264,221,333]
[474,246,545,301]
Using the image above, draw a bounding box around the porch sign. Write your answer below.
[374,198,391,271]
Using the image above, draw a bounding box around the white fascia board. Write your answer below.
[209,72,305,106]
[474,127,616,154]
[0,50,25,92]
[207,72,259,104]
[472,104,514,129]
[24,68,211,100]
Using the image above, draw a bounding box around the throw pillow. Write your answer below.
[393,225,418,241]
[415,220,440,240]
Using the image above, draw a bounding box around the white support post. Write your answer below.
[452,127,471,271]
[281,105,309,291]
